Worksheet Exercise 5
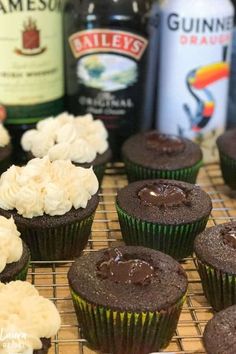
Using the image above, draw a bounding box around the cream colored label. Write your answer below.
[0,0,63,105]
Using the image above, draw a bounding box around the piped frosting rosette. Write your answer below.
[0,216,23,273]
[0,157,99,218]
[21,113,109,163]
[0,281,61,353]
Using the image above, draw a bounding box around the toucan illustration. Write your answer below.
[183,47,229,132]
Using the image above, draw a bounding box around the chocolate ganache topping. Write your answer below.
[97,248,154,285]
[222,227,236,249]
[138,183,188,207]
[145,132,185,155]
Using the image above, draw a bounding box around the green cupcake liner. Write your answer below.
[13,260,30,281]
[93,163,107,185]
[70,289,186,354]
[116,203,209,260]
[0,259,30,283]
[218,151,236,190]
[196,258,236,312]
[19,213,96,261]
[0,243,31,283]
[123,157,203,184]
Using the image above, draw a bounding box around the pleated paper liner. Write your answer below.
[93,163,107,185]
[15,262,30,281]
[116,202,209,260]
[0,244,30,283]
[218,150,236,190]
[123,157,203,183]
[19,213,96,261]
[1,260,30,283]
[196,258,236,312]
[70,289,186,354]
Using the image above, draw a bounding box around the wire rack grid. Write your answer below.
[27,163,236,354]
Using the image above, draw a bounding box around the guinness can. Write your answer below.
[156,0,234,162]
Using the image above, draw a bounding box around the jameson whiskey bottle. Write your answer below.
[0,0,64,163]
[64,0,151,159]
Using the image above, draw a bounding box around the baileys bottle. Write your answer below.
[64,0,152,159]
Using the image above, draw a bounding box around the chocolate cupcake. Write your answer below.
[0,215,30,283]
[217,129,236,189]
[68,246,188,354]
[21,112,111,184]
[194,222,236,311]
[203,305,236,354]
[122,131,203,183]
[0,281,61,354]
[0,124,12,175]
[116,179,212,260]
[0,157,99,261]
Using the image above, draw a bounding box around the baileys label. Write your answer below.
[69,29,148,60]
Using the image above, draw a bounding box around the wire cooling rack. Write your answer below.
[27,163,236,354]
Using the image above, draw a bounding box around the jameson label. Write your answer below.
[0,0,63,121]
[0,0,61,13]
[69,29,148,131]
[157,1,234,162]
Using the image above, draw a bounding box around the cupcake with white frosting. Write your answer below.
[0,157,99,260]
[21,113,112,184]
[0,124,12,174]
[0,280,61,354]
[0,216,30,283]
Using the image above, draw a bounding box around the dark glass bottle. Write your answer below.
[64,0,152,160]
[227,0,236,128]
[1,3,65,164]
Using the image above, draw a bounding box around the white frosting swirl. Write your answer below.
[48,142,71,161]
[0,216,23,273]
[21,113,109,163]
[0,281,61,352]
[44,183,72,216]
[30,132,55,158]
[20,130,38,152]
[0,157,99,218]
[69,139,96,163]
[0,166,21,210]
[0,125,10,148]
[56,123,77,144]
[14,182,44,218]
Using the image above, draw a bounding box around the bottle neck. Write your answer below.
[78,0,150,16]
[232,0,236,24]
[64,0,151,34]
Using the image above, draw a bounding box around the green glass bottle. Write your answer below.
[0,0,64,163]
